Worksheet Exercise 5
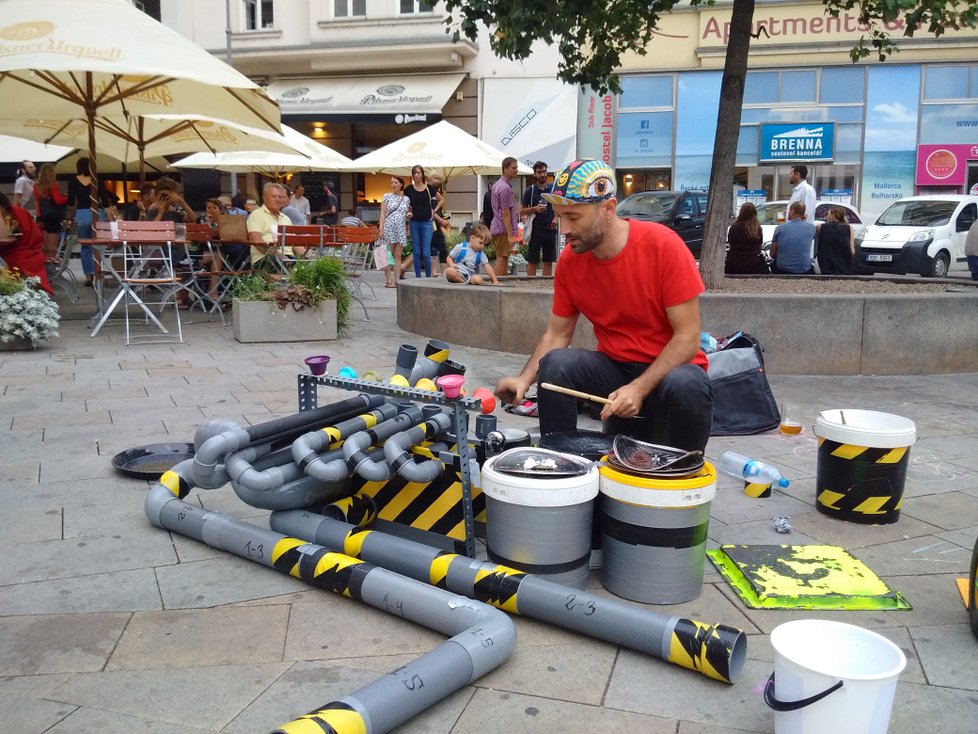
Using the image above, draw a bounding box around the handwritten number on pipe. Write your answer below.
[564,594,597,616]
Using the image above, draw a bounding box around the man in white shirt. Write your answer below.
[786,164,816,221]
[13,160,36,211]
[290,184,311,223]
[247,182,303,265]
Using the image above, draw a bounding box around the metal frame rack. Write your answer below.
[298,374,485,558]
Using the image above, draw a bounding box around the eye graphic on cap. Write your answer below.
[582,172,614,200]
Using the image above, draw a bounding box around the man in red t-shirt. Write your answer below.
[495,159,713,452]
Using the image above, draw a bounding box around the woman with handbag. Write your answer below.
[34,163,68,259]
[376,176,408,287]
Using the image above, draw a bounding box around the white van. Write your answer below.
[855,195,978,277]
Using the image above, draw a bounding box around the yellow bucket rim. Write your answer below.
[599,459,716,490]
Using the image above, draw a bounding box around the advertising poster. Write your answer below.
[577,86,616,167]
[860,65,920,223]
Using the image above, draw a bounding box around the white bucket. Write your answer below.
[813,410,916,524]
[765,619,906,734]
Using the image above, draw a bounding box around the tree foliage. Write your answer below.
[446,0,978,95]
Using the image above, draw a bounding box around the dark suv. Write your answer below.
[615,190,709,257]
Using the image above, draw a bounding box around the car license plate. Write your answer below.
[867,254,892,262]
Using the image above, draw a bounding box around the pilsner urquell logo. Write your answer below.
[0,21,55,41]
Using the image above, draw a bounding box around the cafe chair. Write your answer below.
[334,225,380,321]
[91,220,183,345]
[46,225,80,303]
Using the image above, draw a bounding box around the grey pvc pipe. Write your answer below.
[393,343,418,381]
[383,413,451,483]
[291,404,399,481]
[343,406,425,482]
[244,394,385,442]
[271,511,747,685]
[189,395,385,492]
[143,484,515,734]
[408,339,450,385]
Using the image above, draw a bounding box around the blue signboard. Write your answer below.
[760,122,835,163]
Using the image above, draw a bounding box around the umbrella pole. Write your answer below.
[85,72,100,229]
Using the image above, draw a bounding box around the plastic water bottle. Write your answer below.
[718,451,790,488]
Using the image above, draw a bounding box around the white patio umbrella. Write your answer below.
[0,115,302,182]
[171,126,354,180]
[0,134,73,164]
[0,0,280,220]
[344,120,533,181]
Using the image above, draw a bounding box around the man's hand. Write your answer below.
[495,376,528,406]
[600,382,646,422]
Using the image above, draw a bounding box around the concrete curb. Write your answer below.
[396,278,978,375]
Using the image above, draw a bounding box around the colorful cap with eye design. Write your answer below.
[542,159,617,206]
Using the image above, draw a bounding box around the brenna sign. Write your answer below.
[760,122,835,163]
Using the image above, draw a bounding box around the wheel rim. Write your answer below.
[935,256,949,278]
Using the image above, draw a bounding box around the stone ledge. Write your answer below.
[396,278,978,375]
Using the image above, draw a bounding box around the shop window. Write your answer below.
[820,67,865,104]
[619,76,674,109]
[924,66,970,100]
[744,72,778,104]
[334,0,366,17]
[834,124,864,163]
[736,126,759,165]
[243,0,273,30]
[781,70,816,103]
[399,0,434,13]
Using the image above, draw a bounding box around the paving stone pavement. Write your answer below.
[2,269,977,733]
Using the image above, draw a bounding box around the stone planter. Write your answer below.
[232,298,337,343]
[0,337,38,351]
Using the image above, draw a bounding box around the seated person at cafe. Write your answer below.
[125,182,156,221]
[770,201,816,275]
[246,182,305,268]
[340,207,364,227]
[280,185,307,226]
[149,177,198,308]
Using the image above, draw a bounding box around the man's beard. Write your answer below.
[568,216,606,254]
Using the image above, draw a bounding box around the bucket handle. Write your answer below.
[764,672,844,712]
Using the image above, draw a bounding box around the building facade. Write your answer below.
[611,1,978,221]
[162,0,559,220]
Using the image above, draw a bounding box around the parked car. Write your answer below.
[616,190,708,257]
[754,200,866,261]
[854,195,978,277]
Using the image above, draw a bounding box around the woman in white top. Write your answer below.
[376,176,408,287]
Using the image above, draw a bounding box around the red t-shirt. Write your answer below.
[552,219,708,369]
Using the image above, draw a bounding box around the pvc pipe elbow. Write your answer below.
[452,604,516,680]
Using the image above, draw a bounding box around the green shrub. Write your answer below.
[231,256,352,336]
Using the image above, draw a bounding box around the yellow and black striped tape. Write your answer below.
[159,470,191,499]
[347,468,487,541]
[744,480,772,498]
[816,437,909,524]
[473,565,525,613]
[276,701,366,734]
[272,538,368,600]
[668,618,736,683]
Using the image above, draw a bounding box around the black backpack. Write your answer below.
[707,333,781,436]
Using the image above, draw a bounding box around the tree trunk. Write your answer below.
[700,0,756,290]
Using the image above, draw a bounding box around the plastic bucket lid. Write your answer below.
[814,409,916,449]
[482,449,599,507]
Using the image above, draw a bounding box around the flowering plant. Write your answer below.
[0,266,60,346]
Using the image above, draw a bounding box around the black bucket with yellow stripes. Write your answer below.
[814,410,916,525]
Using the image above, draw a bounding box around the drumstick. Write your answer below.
[540,382,613,406]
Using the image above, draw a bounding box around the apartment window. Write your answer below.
[334,0,366,17]
[399,0,434,13]
[244,0,274,30]
[924,65,972,100]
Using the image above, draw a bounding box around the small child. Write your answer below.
[444,223,500,286]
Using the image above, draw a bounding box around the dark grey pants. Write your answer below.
[537,348,714,453]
